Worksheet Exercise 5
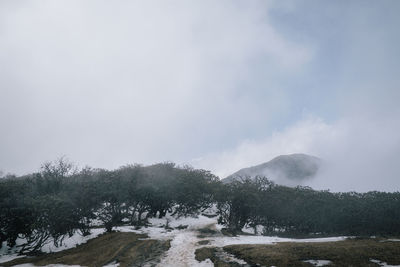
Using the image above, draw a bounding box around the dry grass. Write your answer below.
[224,238,400,266]
[195,247,241,267]
[195,246,216,262]
[2,232,170,267]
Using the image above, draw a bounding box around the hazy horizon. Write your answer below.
[1,0,400,192]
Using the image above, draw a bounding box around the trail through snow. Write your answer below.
[157,230,213,267]
[121,215,346,267]
[148,216,216,267]
[0,215,348,267]
[115,215,217,266]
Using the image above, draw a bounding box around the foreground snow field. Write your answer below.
[0,229,106,264]
[0,214,348,267]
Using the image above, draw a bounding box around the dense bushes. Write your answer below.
[215,177,400,236]
[1,159,400,254]
[0,159,218,253]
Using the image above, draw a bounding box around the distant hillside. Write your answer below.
[222,153,321,186]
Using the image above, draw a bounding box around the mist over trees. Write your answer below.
[0,159,219,253]
[218,177,400,236]
[1,158,400,254]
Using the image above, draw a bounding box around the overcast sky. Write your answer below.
[1,0,399,191]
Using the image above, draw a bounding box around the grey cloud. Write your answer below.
[2,1,399,193]
[0,0,311,174]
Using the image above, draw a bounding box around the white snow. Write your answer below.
[0,253,25,264]
[0,238,27,263]
[148,214,217,230]
[102,260,120,267]
[213,249,248,265]
[0,214,349,267]
[303,259,332,266]
[116,215,217,267]
[114,215,346,267]
[241,224,265,235]
[115,214,217,240]
[212,234,346,247]
[0,228,105,264]
[158,231,213,267]
[370,259,400,267]
[42,228,106,253]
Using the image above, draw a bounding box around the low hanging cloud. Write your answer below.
[191,116,333,178]
[191,1,400,193]
[1,1,399,193]
[193,113,400,192]
[0,1,312,175]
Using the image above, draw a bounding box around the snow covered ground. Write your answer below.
[211,234,346,247]
[0,229,105,264]
[0,214,348,267]
[158,231,213,267]
[41,228,106,253]
[114,215,346,267]
[370,259,400,267]
[303,260,332,266]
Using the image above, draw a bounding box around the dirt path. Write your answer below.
[154,221,218,267]
[153,219,251,267]
[157,230,213,267]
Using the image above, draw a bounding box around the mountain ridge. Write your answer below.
[222,153,321,186]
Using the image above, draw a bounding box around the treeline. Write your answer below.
[1,159,400,254]
[0,159,218,253]
[217,177,400,236]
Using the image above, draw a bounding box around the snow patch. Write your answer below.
[213,249,248,265]
[212,235,346,247]
[303,259,332,266]
[0,253,25,264]
[0,229,105,264]
[134,215,346,266]
[1,215,349,267]
[41,228,106,253]
[0,238,28,263]
[158,231,213,267]
[370,259,400,267]
[103,260,120,267]
[115,215,218,266]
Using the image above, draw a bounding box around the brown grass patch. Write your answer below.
[2,232,170,267]
[224,239,400,266]
[195,247,243,267]
[195,246,216,262]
